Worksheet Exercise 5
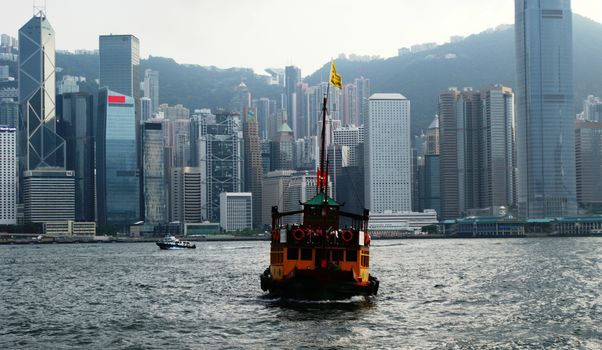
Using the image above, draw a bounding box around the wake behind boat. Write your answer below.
[156,235,196,250]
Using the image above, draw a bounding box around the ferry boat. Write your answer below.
[156,235,196,250]
[260,61,379,300]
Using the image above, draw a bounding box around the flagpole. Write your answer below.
[319,72,330,194]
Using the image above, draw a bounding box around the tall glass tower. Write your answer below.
[96,88,139,228]
[18,12,65,172]
[515,0,576,218]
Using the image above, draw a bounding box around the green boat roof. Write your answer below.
[304,192,340,206]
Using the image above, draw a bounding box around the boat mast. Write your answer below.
[318,83,330,195]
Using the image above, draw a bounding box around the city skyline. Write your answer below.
[1,0,601,74]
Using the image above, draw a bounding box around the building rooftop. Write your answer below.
[278,122,293,133]
[369,93,407,100]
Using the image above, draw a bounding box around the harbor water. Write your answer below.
[1,238,601,349]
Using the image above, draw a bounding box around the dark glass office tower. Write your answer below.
[96,88,139,229]
[56,92,95,221]
[99,35,142,218]
[515,0,576,218]
[18,12,66,172]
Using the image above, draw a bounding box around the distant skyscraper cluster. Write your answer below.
[0,0,598,237]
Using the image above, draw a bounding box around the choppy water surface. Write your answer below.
[1,238,601,349]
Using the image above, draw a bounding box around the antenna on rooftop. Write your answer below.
[33,0,47,17]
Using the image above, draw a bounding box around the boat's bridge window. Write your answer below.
[331,249,344,262]
[300,248,312,261]
[346,250,357,262]
[287,247,299,260]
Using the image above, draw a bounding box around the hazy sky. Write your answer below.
[3,0,601,75]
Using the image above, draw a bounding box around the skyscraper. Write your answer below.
[56,92,95,221]
[0,99,18,127]
[23,169,75,223]
[143,120,167,224]
[170,167,202,224]
[243,106,263,229]
[354,77,371,125]
[99,34,142,220]
[140,97,152,122]
[285,65,301,137]
[438,88,482,219]
[18,12,66,173]
[515,0,576,218]
[199,112,243,221]
[96,88,139,228]
[0,126,16,225]
[143,69,159,115]
[575,120,602,212]
[99,35,140,100]
[270,123,294,171]
[219,192,253,232]
[365,93,411,213]
[480,85,516,210]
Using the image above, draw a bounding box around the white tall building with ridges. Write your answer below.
[0,126,16,224]
[365,93,411,213]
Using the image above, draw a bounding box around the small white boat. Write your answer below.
[156,235,196,250]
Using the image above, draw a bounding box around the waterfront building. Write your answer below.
[0,126,16,224]
[43,221,96,236]
[243,107,263,228]
[99,34,140,140]
[96,88,139,228]
[219,192,252,232]
[420,116,441,216]
[365,93,411,213]
[23,169,75,222]
[170,167,202,224]
[199,112,243,221]
[143,69,159,115]
[575,120,602,212]
[438,88,481,219]
[515,0,576,218]
[480,85,515,210]
[18,12,66,176]
[368,210,438,236]
[56,92,95,221]
[99,34,141,219]
[143,120,167,224]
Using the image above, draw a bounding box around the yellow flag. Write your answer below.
[329,60,342,89]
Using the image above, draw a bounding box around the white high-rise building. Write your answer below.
[0,126,16,224]
[365,93,411,213]
[220,192,252,232]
